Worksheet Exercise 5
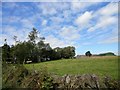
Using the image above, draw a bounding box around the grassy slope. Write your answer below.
[24,56,118,79]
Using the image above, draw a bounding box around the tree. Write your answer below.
[24,41,35,63]
[10,40,35,64]
[2,43,11,62]
[13,35,17,45]
[43,43,52,60]
[68,46,75,58]
[2,39,11,62]
[37,42,52,62]
[28,27,38,44]
[85,51,92,57]
[27,28,41,63]
[62,46,75,59]
[14,42,29,63]
[54,47,63,59]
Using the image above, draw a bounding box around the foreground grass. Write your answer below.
[24,56,118,79]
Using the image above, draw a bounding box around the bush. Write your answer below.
[2,63,53,89]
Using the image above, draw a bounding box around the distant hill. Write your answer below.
[98,52,116,56]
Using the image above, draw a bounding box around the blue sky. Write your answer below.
[1,1,118,55]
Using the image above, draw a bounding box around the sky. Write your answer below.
[1,1,118,55]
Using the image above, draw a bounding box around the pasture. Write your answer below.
[24,56,118,79]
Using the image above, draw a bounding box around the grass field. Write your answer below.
[24,56,118,79]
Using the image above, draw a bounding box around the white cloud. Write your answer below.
[99,36,118,44]
[98,27,118,44]
[62,10,73,23]
[45,35,68,48]
[42,20,47,26]
[75,11,93,27]
[0,34,14,46]
[71,1,98,12]
[50,16,64,24]
[88,16,117,32]
[71,2,84,10]
[98,16,117,28]
[41,25,62,36]
[20,19,34,28]
[43,26,80,48]
[45,34,77,48]
[63,10,71,18]
[82,42,92,45]
[88,3,118,32]
[1,26,18,46]
[3,16,21,24]
[96,3,118,16]
[1,25,31,46]
[59,26,80,41]
[2,26,17,36]
[37,3,57,16]
[51,2,69,11]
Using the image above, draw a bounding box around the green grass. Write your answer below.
[24,56,118,79]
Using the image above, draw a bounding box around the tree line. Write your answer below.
[1,28,75,64]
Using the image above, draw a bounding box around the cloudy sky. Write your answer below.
[1,1,118,55]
